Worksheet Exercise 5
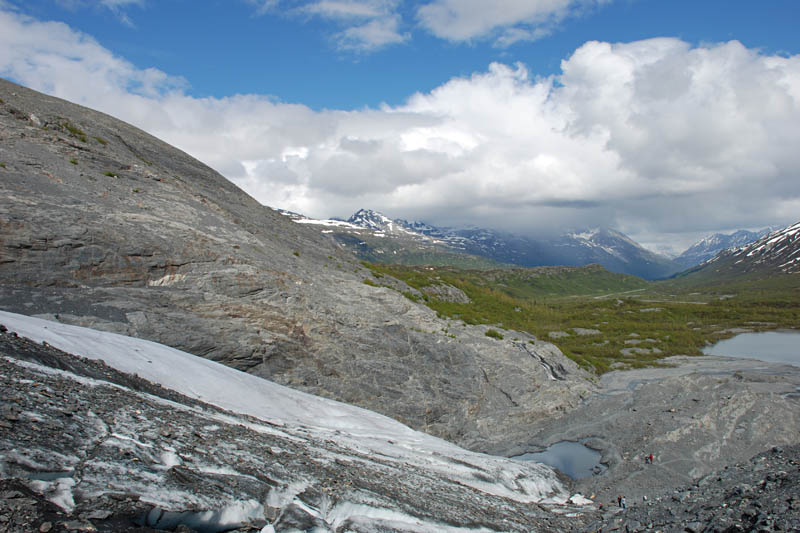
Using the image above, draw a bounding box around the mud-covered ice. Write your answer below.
[0,310,598,532]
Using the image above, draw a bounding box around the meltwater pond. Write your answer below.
[513,441,606,479]
[702,331,800,367]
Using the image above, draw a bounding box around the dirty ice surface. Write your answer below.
[0,311,577,512]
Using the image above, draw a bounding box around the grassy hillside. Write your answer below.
[366,263,800,373]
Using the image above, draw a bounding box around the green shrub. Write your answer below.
[402,291,421,302]
[104,171,118,177]
[485,329,504,340]
[363,279,379,287]
[62,122,87,142]
[63,122,84,135]
[69,159,78,165]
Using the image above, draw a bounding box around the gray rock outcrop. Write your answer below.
[0,78,591,451]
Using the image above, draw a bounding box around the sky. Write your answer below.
[1,0,799,254]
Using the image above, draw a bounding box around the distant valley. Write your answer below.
[285,208,773,280]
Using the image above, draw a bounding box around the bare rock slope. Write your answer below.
[0,78,590,450]
[514,356,800,511]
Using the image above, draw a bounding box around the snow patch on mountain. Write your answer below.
[675,228,774,269]
[701,221,800,275]
[569,229,601,241]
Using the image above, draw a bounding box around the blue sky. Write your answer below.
[2,1,800,252]
[15,0,800,110]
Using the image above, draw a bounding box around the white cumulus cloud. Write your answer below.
[416,0,610,46]
[254,0,408,51]
[249,0,611,52]
[1,8,799,250]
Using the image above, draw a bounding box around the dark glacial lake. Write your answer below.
[513,441,606,479]
[702,331,800,367]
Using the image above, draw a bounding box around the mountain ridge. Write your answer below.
[674,228,773,269]
[704,221,800,275]
[290,208,682,279]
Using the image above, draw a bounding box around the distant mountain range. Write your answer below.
[285,208,683,280]
[683,221,800,279]
[286,208,784,280]
[673,228,774,269]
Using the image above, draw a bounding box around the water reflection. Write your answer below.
[513,441,606,479]
[702,331,800,367]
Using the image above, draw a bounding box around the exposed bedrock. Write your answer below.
[0,78,592,452]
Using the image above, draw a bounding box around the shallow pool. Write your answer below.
[513,441,606,479]
[702,331,800,367]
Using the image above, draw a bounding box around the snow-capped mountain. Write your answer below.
[295,209,682,279]
[551,228,680,280]
[345,208,411,235]
[674,229,773,269]
[700,221,800,276]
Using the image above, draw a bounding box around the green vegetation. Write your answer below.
[337,234,503,269]
[485,329,504,340]
[69,158,78,165]
[133,188,141,193]
[402,291,422,303]
[363,278,379,287]
[94,136,108,146]
[292,250,300,257]
[362,262,800,374]
[62,122,87,142]
[104,171,118,178]
[0,162,5,169]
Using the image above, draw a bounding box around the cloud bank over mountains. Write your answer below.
[1,7,798,251]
